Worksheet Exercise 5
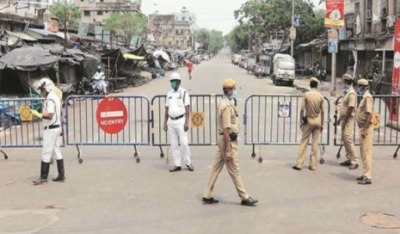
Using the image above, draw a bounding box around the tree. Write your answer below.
[195,28,211,50]
[49,0,81,27]
[194,28,224,53]
[103,13,148,41]
[209,30,224,53]
[233,0,325,49]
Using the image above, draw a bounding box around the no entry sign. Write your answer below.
[96,97,127,134]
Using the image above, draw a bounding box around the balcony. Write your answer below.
[95,2,140,11]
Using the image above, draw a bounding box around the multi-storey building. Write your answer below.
[74,0,141,24]
[149,8,196,49]
[340,0,397,84]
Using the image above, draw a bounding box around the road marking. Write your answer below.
[100,111,124,118]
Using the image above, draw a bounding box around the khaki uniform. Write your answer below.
[295,89,325,169]
[203,97,249,201]
[339,86,358,164]
[356,90,374,180]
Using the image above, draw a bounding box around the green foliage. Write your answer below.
[195,28,224,53]
[227,24,253,53]
[49,0,81,27]
[103,13,148,38]
[231,0,325,52]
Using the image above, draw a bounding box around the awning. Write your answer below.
[123,54,145,60]
[26,28,64,39]
[6,31,37,42]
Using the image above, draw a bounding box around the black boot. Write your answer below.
[33,162,50,185]
[53,159,65,182]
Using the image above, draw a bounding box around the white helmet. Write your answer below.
[170,72,181,81]
[38,78,54,93]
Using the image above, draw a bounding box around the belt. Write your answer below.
[44,125,60,130]
[169,114,184,120]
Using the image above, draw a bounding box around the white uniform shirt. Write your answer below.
[166,87,190,118]
[93,71,105,80]
[43,91,61,127]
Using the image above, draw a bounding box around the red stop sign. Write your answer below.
[96,97,127,134]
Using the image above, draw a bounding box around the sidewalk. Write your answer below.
[294,77,344,100]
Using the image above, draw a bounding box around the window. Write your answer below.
[181,29,184,34]
[97,11,103,15]
[176,29,179,34]
[182,17,185,21]
[81,0,84,2]
[84,11,90,16]
[176,40,179,45]
[100,0,104,2]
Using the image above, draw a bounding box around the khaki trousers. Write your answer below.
[341,118,358,164]
[203,137,249,201]
[296,117,321,169]
[360,124,374,179]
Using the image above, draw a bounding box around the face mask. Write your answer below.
[357,88,365,95]
[343,84,350,91]
[171,81,177,90]
[230,89,237,100]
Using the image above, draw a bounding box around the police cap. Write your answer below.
[223,79,236,88]
[357,79,369,86]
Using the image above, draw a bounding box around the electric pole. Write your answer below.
[290,0,294,57]
[64,0,67,52]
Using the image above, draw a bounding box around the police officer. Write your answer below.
[356,79,374,185]
[202,79,258,206]
[163,72,194,172]
[31,79,65,185]
[293,77,325,171]
[338,74,358,169]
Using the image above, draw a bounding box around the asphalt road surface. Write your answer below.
[0,49,400,234]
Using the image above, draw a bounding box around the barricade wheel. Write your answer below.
[4,155,8,160]
[258,157,263,163]
[336,153,340,159]
[320,159,325,164]
[394,153,398,159]
[136,158,141,163]
[251,153,256,158]
[160,153,165,158]
[134,153,139,158]
[79,159,83,164]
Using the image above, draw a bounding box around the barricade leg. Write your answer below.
[251,144,256,158]
[0,149,8,160]
[336,145,343,159]
[393,145,400,159]
[133,145,141,163]
[75,145,83,164]
[320,145,325,164]
[159,146,165,158]
[258,145,263,163]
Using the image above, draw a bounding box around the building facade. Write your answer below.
[149,8,196,49]
[340,0,397,86]
[74,0,141,24]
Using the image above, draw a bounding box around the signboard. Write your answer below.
[103,30,111,44]
[278,102,291,118]
[95,26,103,41]
[96,97,127,134]
[19,106,32,122]
[78,22,89,36]
[294,15,301,27]
[390,19,400,120]
[130,36,142,48]
[191,112,204,128]
[290,27,296,40]
[325,0,344,28]
[328,29,339,53]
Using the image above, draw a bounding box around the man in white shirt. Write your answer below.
[163,72,194,172]
[92,66,107,95]
[31,79,65,185]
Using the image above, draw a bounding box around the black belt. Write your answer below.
[44,125,60,130]
[169,114,184,120]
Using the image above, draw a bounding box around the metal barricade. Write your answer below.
[151,94,226,157]
[244,95,331,163]
[334,95,400,159]
[0,97,48,160]
[65,95,151,163]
